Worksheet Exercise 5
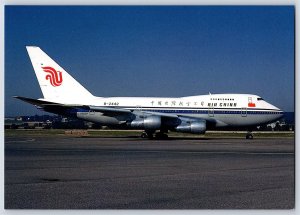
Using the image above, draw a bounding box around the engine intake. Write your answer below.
[175,121,206,134]
[130,115,161,130]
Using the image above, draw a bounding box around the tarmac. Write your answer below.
[5,135,295,209]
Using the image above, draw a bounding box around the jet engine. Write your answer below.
[130,115,161,130]
[174,120,206,134]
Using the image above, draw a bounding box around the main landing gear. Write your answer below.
[141,131,168,139]
[141,132,153,139]
[246,131,253,139]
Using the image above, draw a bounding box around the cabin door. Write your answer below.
[208,107,214,117]
[241,107,247,117]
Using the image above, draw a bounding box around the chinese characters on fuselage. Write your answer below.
[102,100,237,108]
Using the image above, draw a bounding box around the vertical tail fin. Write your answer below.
[26,46,94,103]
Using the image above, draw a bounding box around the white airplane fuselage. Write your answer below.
[46,93,283,128]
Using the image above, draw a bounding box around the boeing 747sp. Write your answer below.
[15,46,284,139]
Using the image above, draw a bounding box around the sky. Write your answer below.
[5,6,294,116]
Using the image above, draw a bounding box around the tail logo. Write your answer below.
[42,67,63,87]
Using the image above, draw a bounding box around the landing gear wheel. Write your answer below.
[246,133,253,139]
[141,132,148,138]
[141,132,154,139]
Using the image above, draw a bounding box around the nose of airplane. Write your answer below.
[276,110,284,120]
[263,100,284,121]
[268,102,280,111]
[269,103,284,121]
[279,110,284,118]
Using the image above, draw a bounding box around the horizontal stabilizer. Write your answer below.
[13,96,59,106]
[14,96,85,108]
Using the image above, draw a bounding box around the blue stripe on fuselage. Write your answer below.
[72,107,282,115]
[134,109,282,115]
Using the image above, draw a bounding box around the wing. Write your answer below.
[89,105,132,115]
[14,96,207,129]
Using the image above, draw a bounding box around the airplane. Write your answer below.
[14,46,284,139]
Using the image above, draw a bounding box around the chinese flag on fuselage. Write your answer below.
[248,103,256,107]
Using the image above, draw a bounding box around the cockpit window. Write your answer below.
[257,98,264,101]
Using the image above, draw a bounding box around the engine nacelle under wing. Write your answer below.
[130,115,161,130]
[175,120,206,134]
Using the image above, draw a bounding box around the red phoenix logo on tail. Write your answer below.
[42,66,63,87]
